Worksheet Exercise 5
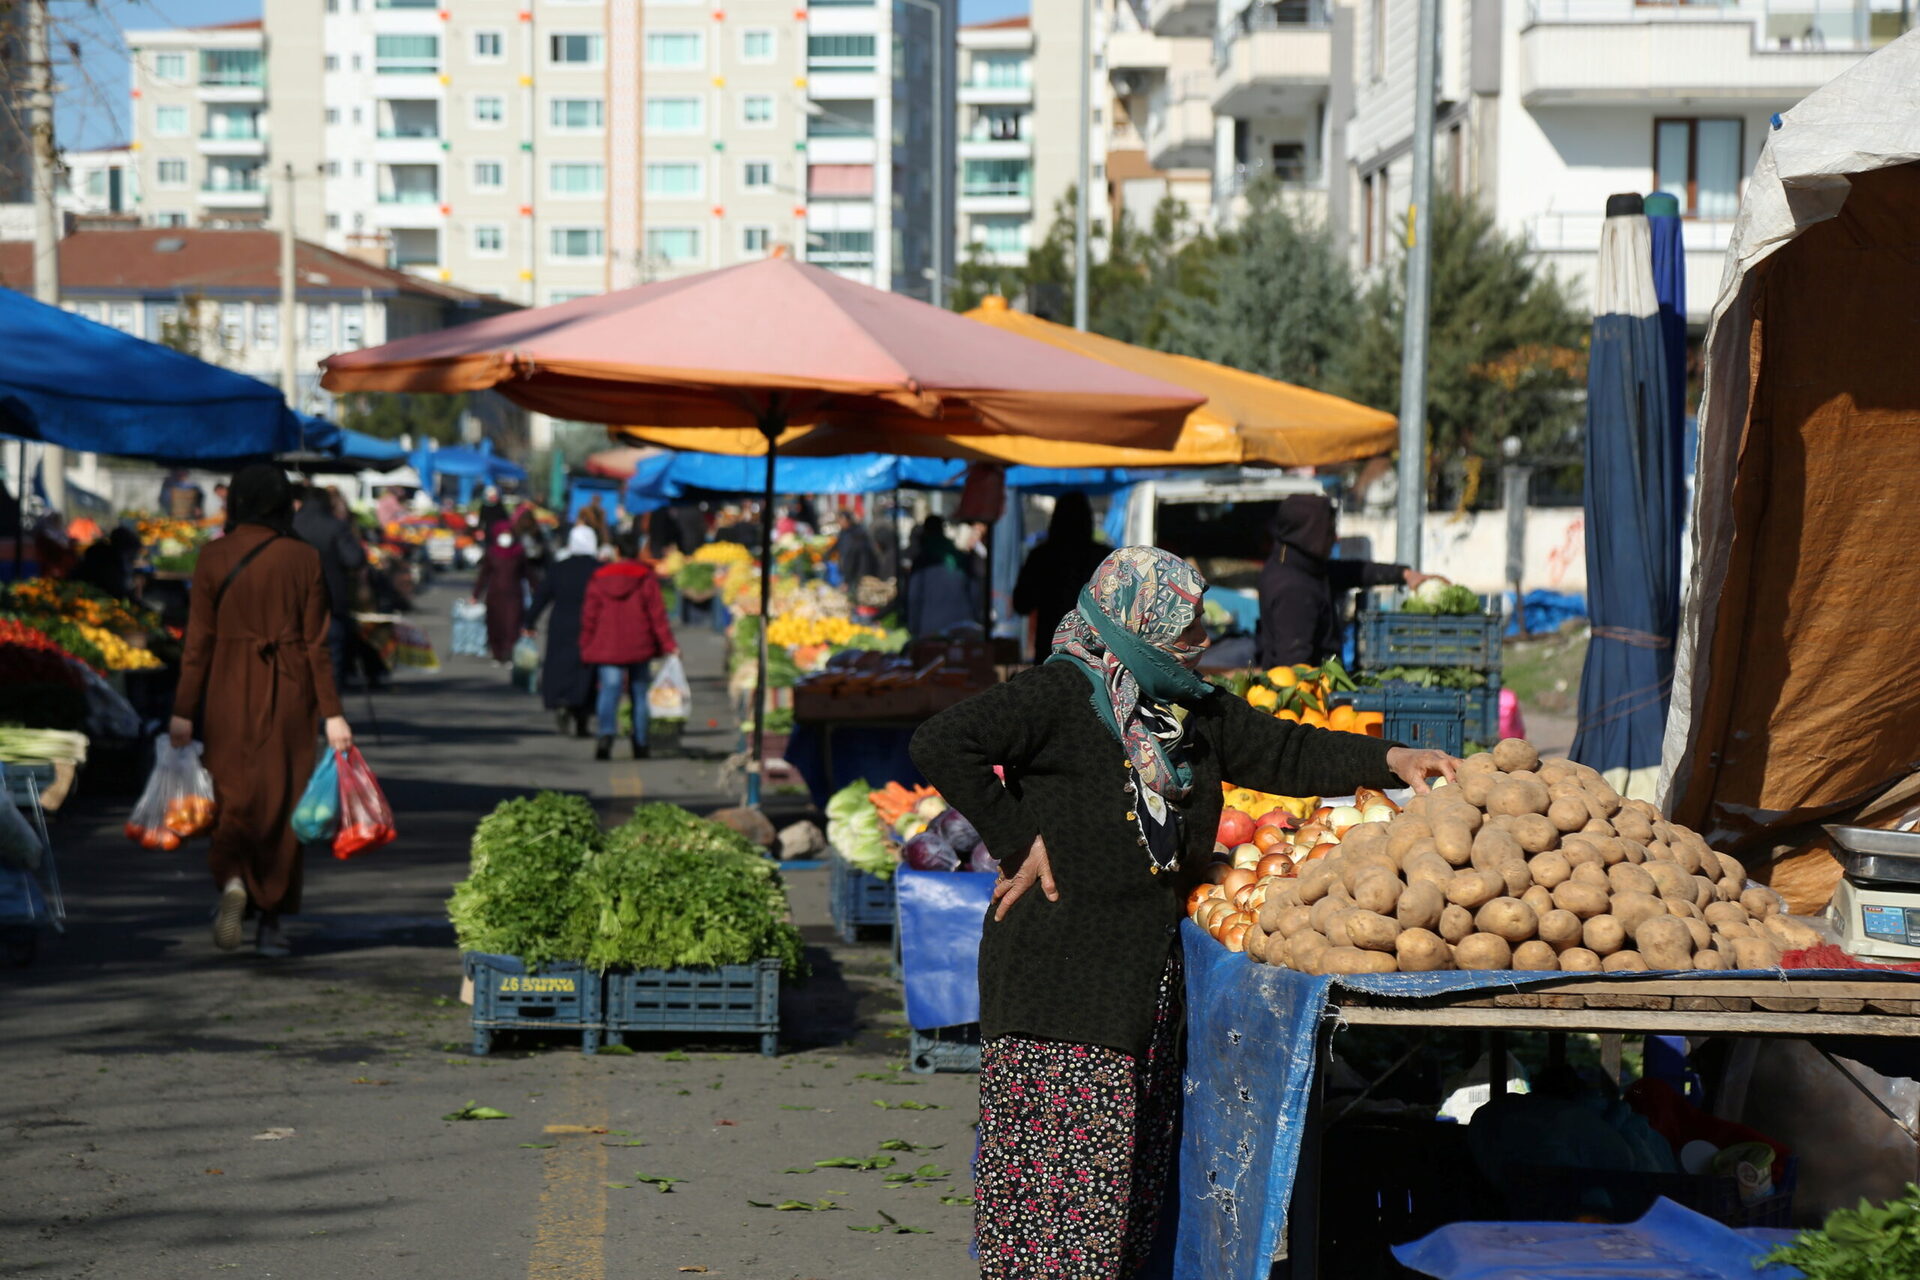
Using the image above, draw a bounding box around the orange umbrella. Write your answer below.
[321,257,1202,803]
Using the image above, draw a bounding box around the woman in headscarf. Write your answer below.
[171,464,353,958]
[911,547,1455,1279]
[904,516,983,640]
[525,524,602,737]
[1256,493,1441,668]
[472,519,529,665]
[1011,492,1111,662]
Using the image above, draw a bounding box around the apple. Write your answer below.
[1217,809,1256,847]
[1253,808,1296,831]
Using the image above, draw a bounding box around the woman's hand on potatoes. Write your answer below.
[992,834,1058,921]
[1386,746,1460,794]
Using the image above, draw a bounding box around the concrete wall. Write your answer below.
[1344,505,1587,595]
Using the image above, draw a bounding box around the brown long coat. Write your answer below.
[173,525,343,914]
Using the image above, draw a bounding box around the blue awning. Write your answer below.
[0,286,300,462]
[331,428,407,468]
[623,451,1176,510]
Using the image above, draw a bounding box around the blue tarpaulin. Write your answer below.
[1503,589,1588,637]
[0,286,300,462]
[1571,195,1685,791]
[625,451,967,507]
[1392,1198,1797,1280]
[894,869,994,1032]
[331,428,407,468]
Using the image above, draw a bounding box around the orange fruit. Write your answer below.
[1355,711,1385,737]
[1327,705,1358,733]
[1275,708,1300,723]
[1300,708,1329,730]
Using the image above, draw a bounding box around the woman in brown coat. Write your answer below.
[171,465,354,958]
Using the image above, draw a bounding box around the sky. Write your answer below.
[56,0,1031,152]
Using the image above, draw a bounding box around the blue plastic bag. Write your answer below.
[291,749,340,844]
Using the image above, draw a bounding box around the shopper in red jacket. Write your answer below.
[579,529,678,760]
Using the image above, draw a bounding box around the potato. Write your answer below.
[1297,863,1340,905]
[1446,869,1503,911]
[1742,888,1784,920]
[1492,738,1541,773]
[1460,773,1498,808]
[1323,946,1398,975]
[1521,884,1555,919]
[1625,799,1661,822]
[1581,779,1623,817]
[1538,760,1579,786]
[1570,862,1612,891]
[1471,827,1527,871]
[1545,797,1589,835]
[1340,823,1391,859]
[1395,881,1445,932]
[1693,875,1719,909]
[1613,810,1654,844]
[1732,937,1783,970]
[1343,909,1400,953]
[1403,852,1455,891]
[1438,903,1475,944]
[1683,917,1713,953]
[1352,869,1403,916]
[1256,898,1285,933]
[1538,908,1583,951]
[1289,931,1330,973]
[1246,922,1272,963]
[1582,914,1626,956]
[1512,940,1559,971]
[1559,835,1603,867]
[1338,851,1399,895]
[1309,894,1352,937]
[1432,801,1484,835]
[1634,916,1695,971]
[1527,851,1572,890]
[1581,818,1618,837]
[1703,901,1751,932]
[1453,932,1514,970]
[1496,860,1533,898]
[1608,864,1658,898]
[1276,905,1315,939]
[1667,841,1702,876]
[1645,862,1693,901]
[1558,947,1602,972]
[1458,751,1499,777]
[1395,927,1452,973]
[1715,852,1746,883]
[1667,899,1703,921]
[1476,897,1539,943]
[1762,914,1823,952]
[1603,950,1649,973]
[1615,839,1646,865]
[1431,820,1475,868]
[1716,918,1756,941]
[1511,814,1561,854]
[1385,818,1436,862]
[1552,881,1611,920]
[1487,777,1551,817]
[1397,837,1442,870]
[1267,935,1293,968]
[1608,891,1666,936]
[1692,950,1729,970]
[1717,875,1744,901]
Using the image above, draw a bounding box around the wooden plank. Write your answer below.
[1818,999,1867,1014]
[1492,993,1541,1009]
[1332,976,1920,1011]
[1330,1005,1920,1037]
[1675,996,1747,1013]
[1752,997,1820,1014]
[1539,992,1587,1010]
[1585,994,1673,1011]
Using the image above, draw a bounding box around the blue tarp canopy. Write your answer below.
[623,451,1178,510]
[331,428,407,469]
[420,444,527,482]
[0,286,300,462]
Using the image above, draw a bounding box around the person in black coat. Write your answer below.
[293,484,369,692]
[1256,493,1441,669]
[525,524,601,735]
[911,546,1455,1277]
[1011,492,1110,661]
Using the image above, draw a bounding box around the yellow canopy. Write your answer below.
[614,295,1396,468]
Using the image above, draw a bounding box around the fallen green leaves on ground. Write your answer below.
[632,1173,682,1192]
[442,1101,511,1121]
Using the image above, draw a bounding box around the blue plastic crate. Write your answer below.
[1348,686,1467,756]
[465,952,603,1055]
[830,850,896,944]
[1463,673,1502,746]
[909,1024,982,1075]
[1355,606,1505,669]
[603,958,780,1057]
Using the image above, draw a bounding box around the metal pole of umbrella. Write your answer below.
[749,398,785,809]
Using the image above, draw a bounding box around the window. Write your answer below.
[741,161,772,190]
[352,160,363,176]
[156,158,189,188]
[960,158,1029,198]
[325,54,339,72]
[741,29,774,62]
[325,160,341,177]
[472,159,504,190]
[976,217,1027,255]
[154,105,188,137]
[325,107,340,125]
[645,32,703,68]
[220,303,245,349]
[1656,117,1743,219]
[472,224,505,255]
[549,161,605,197]
[548,97,605,131]
[375,35,440,75]
[154,52,187,82]
[645,96,703,133]
[326,213,339,230]
[306,306,332,349]
[108,303,136,334]
[547,290,597,305]
[807,34,876,72]
[84,170,107,198]
[201,49,264,87]
[645,161,702,197]
[741,95,773,126]
[809,228,872,263]
[548,33,604,66]
[472,30,505,61]
[154,210,188,228]
[472,95,505,126]
[255,307,278,348]
[970,107,1025,142]
[341,305,365,348]
[645,227,701,263]
[968,51,1027,88]
[742,225,771,254]
[549,227,605,259]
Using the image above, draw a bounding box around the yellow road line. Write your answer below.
[528,1080,609,1278]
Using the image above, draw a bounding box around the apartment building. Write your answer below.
[957,17,1035,265]
[128,2,955,310]
[59,147,137,219]
[1106,0,1218,230]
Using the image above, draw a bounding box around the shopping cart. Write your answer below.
[0,762,65,967]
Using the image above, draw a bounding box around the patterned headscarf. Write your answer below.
[1046,547,1214,804]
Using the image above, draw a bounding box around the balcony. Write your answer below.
[1525,209,1732,322]
[199,174,266,207]
[1212,5,1333,118]
[958,67,1033,107]
[198,129,265,157]
[1218,161,1328,227]
[1145,71,1215,171]
[1519,0,1894,104]
[1147,0,1215,39]
[959,135,1032,162]
[959,184,1032,216]
[807,136,877,164]
[1106,29,1171,78]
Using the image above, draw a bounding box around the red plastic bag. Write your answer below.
[332,747,396,860]
[125,735,217,851]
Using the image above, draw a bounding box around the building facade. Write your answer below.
[128,2,956,307]
[957,16,1034,266]
[59,146,137,219]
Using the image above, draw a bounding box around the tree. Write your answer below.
[1335,193,1587,505]
[949,238,1028,313]
[338,392,469,445]
[1159,182,1355,389]
[157,293,220,362]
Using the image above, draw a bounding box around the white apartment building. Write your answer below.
[1106,1,1218,231]
[128,2,955,310]
[58,146,138,219]
[957,17,1035,265]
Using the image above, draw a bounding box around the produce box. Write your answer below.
[602,958,780,1057]
[829,849,896,944]
[465,952,604,1056]
[1355,605,1504,670]
[1463,674,1502,746]
[908,1024,981,1075]
[1348,685,1468,756]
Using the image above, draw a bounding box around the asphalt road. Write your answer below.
[0,588,979,1280]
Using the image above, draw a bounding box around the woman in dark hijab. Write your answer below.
[173,463,352,958]
[1011,493,1110,662]
[1255,493,1437,668]
[473,519,529,665]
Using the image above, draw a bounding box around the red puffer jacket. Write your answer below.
[578,561,678,666]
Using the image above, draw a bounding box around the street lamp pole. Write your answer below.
[1395,0,1440,570]
[1071,0,1092,330]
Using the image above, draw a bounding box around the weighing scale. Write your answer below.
[1827,823,1920,960]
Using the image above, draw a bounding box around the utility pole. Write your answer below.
[279,163,300,434]
[27,0,64,512]
[1395,0,1440,572]
[1071,0,1091,331]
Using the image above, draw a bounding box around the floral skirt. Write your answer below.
[975,953,1183,1279]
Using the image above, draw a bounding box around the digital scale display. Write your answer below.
[1859,903,1920,949]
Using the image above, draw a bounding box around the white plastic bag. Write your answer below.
[125,736,216,852]
[647,654,691,720]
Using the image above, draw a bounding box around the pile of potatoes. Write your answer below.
[1234,739,1820,976]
